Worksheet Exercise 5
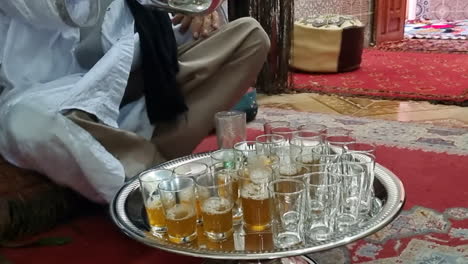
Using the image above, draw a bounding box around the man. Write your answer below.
[0,0,269,203]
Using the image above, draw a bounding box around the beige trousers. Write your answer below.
[68,17,270,178]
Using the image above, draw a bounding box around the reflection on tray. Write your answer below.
[125,186,384,252]
[112,152,405,260]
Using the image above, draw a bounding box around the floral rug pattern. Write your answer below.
[250,107,468,263]
[250,108,468,156]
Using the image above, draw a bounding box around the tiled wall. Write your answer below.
[294,0,374,45]
[415,0,431,19]
[422,0,468,20]
[294,0,468,45]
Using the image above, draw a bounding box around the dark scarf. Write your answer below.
[125,0,188,124]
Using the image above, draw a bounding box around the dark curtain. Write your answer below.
[228,0,294,94]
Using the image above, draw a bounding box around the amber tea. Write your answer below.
[145,199,166,229]
[241,193,272,231]
[165,203,197,244]
[201,197,233,240]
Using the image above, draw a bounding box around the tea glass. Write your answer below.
[269,179,305,248]
[196,172,234,241]
[328,162,365,232]
[263,121,291,134]
[239,159,274,231]
[173,162,209,223]
[214,111,246,149]
[255,134,286,156]
[159,178,198,244]
[304,172,341,242]
[138,169,174,235]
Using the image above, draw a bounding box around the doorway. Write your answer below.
[373,0,468,45]
[404,0,468,40]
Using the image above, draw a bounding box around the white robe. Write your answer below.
[0,0,227,203]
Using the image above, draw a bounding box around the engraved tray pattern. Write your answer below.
[110,152,405,260]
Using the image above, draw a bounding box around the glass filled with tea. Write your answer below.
[159,177,198,244]
[138,169,174,235]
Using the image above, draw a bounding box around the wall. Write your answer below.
[294,0,468,46]
[423,0,468,20]
[408,0,417,20]
[415,0,431,19]
[294,0,374,46]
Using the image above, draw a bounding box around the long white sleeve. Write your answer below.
[0,0,100,28]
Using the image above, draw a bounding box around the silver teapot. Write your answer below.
[149,0,224,15]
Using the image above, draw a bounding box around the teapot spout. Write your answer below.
[148,0,224,15]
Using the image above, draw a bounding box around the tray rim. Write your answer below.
[110,152,405,260]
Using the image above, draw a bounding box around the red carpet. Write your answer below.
[293,49,468,104]
[1,128,467,263]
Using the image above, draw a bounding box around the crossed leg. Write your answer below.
[153,17,270,159]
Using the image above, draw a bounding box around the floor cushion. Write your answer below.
[291,15,365,73]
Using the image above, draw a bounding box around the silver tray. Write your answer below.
[110,152,405,260]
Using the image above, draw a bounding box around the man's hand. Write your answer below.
[172,11,220,39]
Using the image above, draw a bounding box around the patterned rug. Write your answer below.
[405,20,468,40]
[374,39,468,54]
[254,108,468,263]
[250,108,468,155]
[1,108,467,264]
[292,49,468,105]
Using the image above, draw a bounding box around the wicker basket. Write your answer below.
[0,155,97,241]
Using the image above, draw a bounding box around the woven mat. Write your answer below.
[0,156,96,241]
[405,19,468,40]
[374,38,468,54]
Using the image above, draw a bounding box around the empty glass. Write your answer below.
[159,178,198,244]
[263,121,291,134]
[138,169,174,235]
[269,179,305,248]
[328,162,365,232]
[341,152,376,220]
[271,125,298,142]
[215,111,246,149]
[342,142,377,217]
[291,130,323,153]
[344,142,376,156]
[297,124,327,141]
[295,145,341,173]
[255,134,285,156]
[325,134,356,155]
[305,172,341,242]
